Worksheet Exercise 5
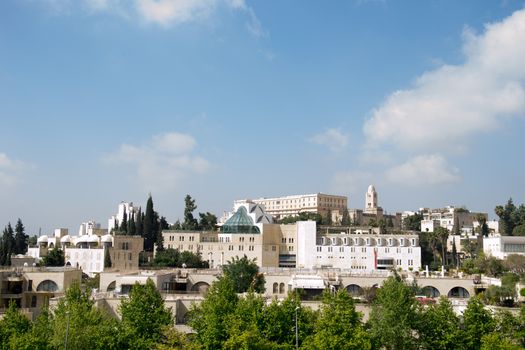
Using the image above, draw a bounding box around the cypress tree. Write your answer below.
[120,207,128,234]
[14,218,28,255]
[0,223,15,266]
[135,207,143,235]
[143,195,156,251]
[104,248,112,268]
[128,212,136,235]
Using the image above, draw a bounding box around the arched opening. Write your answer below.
[65,261,71,267]
[107,281,116,292]
[273,283,278,294]
[448,286,470,298]
[36,280,59,292]
[345,284,364,297]
[279,283,285,294]
[422,286,440,298]
[191,282,210,294]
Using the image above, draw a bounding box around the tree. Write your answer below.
[120,279,173,349]
[128,212,136,235]
[199,212,218,231]
[135,207,143,235]
[120,207,128,234]
[188,277,239,349]
[403,213,423,231]
[341,208,351,226]
[104,247,112,268]
[0,223,15,266]
[416,297,461,350]
[222,255,265,293]
[10,307,53,350]
[51,282,121,350]
[435,226,449,265]
[0,300,31,349]
[154,248,181,267]
[368,274,418,350]
[183,195,198,230]
[451,238,458,268]
[462,296,495,350]
[495,198,518,235]
[42,247,65,266]
[143,195,157,251]
[503,254,525,274]
[14,218,28,255]
[303,290,371,350]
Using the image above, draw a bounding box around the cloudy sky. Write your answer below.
[1,0,525,235]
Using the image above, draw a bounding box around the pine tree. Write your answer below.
[143,195,156,251]
[451,238,458,268]
[14,218,28,255]
[183,195,198,230]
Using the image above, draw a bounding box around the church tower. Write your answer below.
[365,185,378,213]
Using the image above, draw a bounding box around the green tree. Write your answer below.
[10,307,53,350]
[341,208,351,226]
[143,195,157,251]
[495,198,517,236]
[128,212,136,235]
[14,218,28,255]
[42,247,65,267]
[189,277,239,349]
[51,282,121,350]
[416,297,461,350]
[120,207,128,234]
[368,274,418,350]
[180,250,208,268]
[403,212,423,231]
[183,195,198,230]
[135,207,143,235]
[324,209,332,226]
[462,296,495,350]
[120,279,173,349]
[104,248,112,268]
[154,248,181,267]
[303,290,371,350]
[0,223,15,266]
[480,333,522,350]
[435,226,449,265]
[28,235,37,247]
[222,255,265,293]
[199,212,218,231]
[0,300,31,350]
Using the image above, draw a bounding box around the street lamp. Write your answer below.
[64,311,71,350]
[295,306,299,350]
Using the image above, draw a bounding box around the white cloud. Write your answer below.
[103,132,210,191]
[0,153,32,189]
[385,154,460,186]
[364,8,525,152]
[331,170,372,195]
[310,128,349,152]
[135,0,216,27]
[36,0,266,35]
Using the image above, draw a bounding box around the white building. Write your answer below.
[236,193,348,220]
[420,206,487,233]
[483,235,525,259]
[108,201,140,231]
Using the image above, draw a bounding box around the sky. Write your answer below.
[1,0,525,235]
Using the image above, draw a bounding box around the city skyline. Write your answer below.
[1,0,525,234]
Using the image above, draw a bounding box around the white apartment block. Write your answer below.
[239,193,348,220]
[484,235,525,259]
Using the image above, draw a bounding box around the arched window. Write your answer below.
[279,283,285,294]
[36,280,59,292]
[273,283,278,294]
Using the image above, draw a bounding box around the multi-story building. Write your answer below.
[237,193,348,220]
[164,202,421,272]
[483,235,525,259]
[349,185,402,229]
[420,206,487,233]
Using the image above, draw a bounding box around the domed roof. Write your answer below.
[60,235,71,243]
[76,235,90,243]
[222,206,260,234]
[367,184,376,193]
[37,235,48,243]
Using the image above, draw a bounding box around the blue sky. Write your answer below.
[1,0,525,235]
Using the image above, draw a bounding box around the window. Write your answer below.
[317,246,322,252]
[272,246,276,251]
[273,283,278,294]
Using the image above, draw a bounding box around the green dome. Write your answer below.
[222,207,261,234]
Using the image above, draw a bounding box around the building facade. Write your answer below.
[483,235,525,259]
[238,193,348,220]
